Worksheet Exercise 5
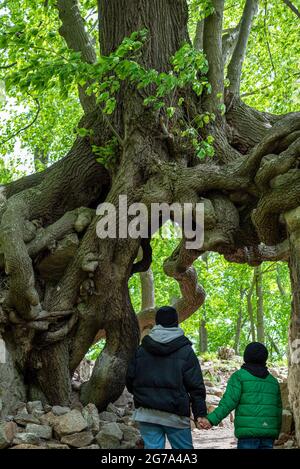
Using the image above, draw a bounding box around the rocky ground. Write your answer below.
[0,399,142,449]
[0,353,297,450]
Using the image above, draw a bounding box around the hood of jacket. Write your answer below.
[142,326,191,356]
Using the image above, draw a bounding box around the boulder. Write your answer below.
[96,422,123,449]
[0,421,17,449]
[14,413,40,426]
[61,431,94,448]
[52,406,70,416]
[26,424,52,440]
[82,403,100,432]
[113,389,134,408]
[14,403,28,415]
[27,401,43,414]
[98,411,118,422]
[40,411,59,428]
[54,409,88,436]
[118,423,140,443]
[13,432,41,446]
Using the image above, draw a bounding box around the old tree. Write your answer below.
[1,0,300,442]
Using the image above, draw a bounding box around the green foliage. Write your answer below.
[92,137,118,169]
[86,339,106,360]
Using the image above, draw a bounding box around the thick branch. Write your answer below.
[222,25,240,65]
[194,20,204,51]
[227,0,259,96]
[56,0,97,113]
[203,0,225,115]
[224,241,290,265]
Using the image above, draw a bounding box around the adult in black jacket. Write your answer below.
[126,306,207,449]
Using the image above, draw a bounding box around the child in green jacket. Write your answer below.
[200,342,282,449]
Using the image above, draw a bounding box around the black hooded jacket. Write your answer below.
[126,335,207,419]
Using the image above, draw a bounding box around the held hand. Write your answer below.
[196,417,212,430]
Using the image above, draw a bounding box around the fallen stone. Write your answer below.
[107,403,122,417]
[13,432,41,445]
[98,411,118,422]
[96,422,123,449]
[54,409,88,436]
[82,403,100,432]
[27,401,43,414]
[14,403,28,415]
[0,421,17,449]
[61,431,94,448]
[10,444,44,449]
[52,406,70,416]
[118,423,140,442]
[14,413,40,426]
[44,405,52,413]
[40,411,59,428]
[32,410,45,418]
[113,389,134,408]
[46,442,70,449]
[26,424,52,440]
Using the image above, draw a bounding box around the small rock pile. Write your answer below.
[0,400,141,450]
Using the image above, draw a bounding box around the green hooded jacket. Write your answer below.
[207,368,282,439]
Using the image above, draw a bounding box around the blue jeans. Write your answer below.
[139,422,193,449]
[237,438,274,449]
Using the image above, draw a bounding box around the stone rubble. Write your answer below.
[0,400,141,450]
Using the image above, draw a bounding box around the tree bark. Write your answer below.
[285,207,300,446]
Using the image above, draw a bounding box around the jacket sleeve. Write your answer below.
[125,351,137,394]
[183,349,207,419]
[207,372,242,426]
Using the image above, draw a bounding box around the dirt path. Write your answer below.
[165,425,236,449]
[192,427,237,449]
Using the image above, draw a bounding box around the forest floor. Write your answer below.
[165,426,236,449]
[192,426,236,449]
